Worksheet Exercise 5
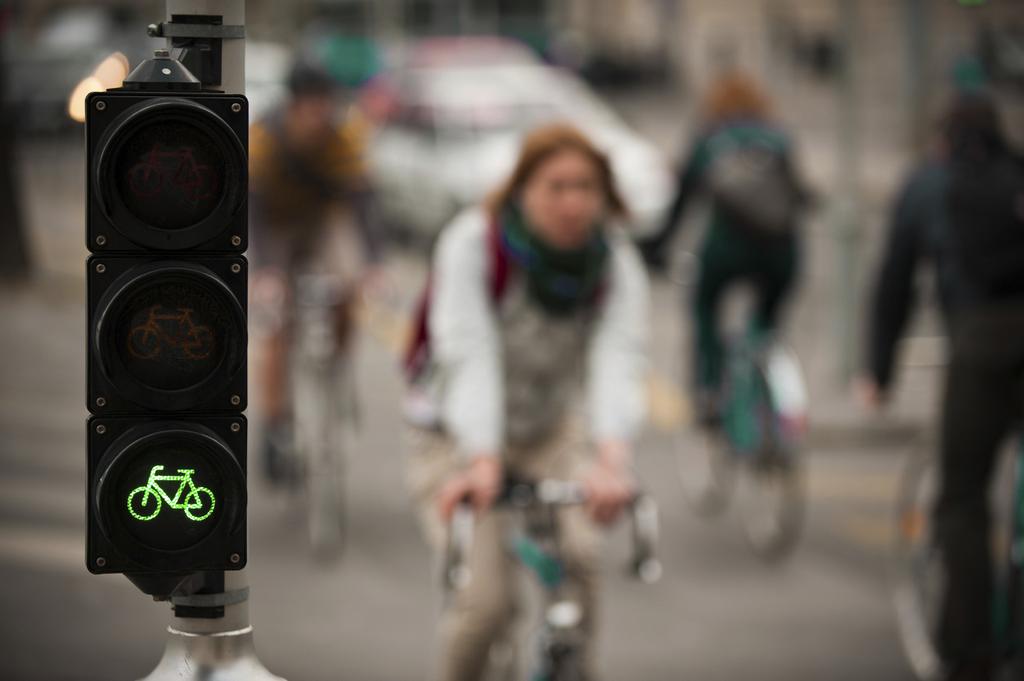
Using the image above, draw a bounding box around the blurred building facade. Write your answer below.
[245,0,1020,141]
[672,0,1023,146]
[8,0,1019,152]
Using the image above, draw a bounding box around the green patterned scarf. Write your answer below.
[500,204,609,316]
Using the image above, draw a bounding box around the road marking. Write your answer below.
[646,375,688,431]
[806,466,900,504]
[835,514,895,552]
[354,296,408,354]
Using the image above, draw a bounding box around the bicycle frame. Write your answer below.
[721,337,771,457]
[893,435,1024,679]
[684,331,807,561]
[449,496,583,681]
[667,254,808,459]
[129,305,214,360]
[128,143,217,203]
[444,478,660,681]
[722,335,807,459]
[127,465,214,523]
[288,272,356,559]
[141,466,201,510]
[515,506,585,681]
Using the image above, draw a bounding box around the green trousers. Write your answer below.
[693,223,799,393]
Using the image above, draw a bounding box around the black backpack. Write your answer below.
[706,136,804,235]
[947,153,1024,302]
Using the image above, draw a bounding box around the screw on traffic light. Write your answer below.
[85,50,248,588]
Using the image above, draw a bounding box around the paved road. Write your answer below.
[0,268,921,681]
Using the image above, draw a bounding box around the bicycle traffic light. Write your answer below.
[85,52,248,580]
[87,416,247,574]
[87,89,248,253]
[87,256,247,414]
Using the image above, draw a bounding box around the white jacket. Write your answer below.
[429,208,649,457]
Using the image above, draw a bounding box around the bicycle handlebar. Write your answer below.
[496,476,588,509]
[443,475,662,592]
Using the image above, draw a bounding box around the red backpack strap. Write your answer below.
[487,216,511,303]
[402,274,433,381]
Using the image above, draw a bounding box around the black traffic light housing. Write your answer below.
[87,255,247,414]
[87,416,247,574]
[86,91,248,253]
[85,52,248,590]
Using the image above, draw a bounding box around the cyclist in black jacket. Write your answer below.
[861,91,1024,681]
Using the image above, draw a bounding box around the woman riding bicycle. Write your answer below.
[640,71,809,427]
[406,123,649,681]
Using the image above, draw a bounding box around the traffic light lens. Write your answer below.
[112,436,226,552]
[90,95,248,251]
[114,120,226,231]
[89,419,247,573]
[112,278,234,392]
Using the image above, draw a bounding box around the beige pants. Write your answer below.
[406,422,600,681]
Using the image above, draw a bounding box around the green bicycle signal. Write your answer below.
[127,464,216,522]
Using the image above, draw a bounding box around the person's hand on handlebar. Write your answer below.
[584,440,636,526]
[437,455,503,522]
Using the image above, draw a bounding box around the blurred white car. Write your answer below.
[368,39,673,242]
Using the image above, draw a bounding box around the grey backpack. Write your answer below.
[706,137,802,234]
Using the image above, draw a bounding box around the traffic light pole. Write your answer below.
[136,2,280,680]
[152,0,246,94]
[140,570,282,681]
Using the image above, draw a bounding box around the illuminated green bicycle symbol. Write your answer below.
[127,465,216,522]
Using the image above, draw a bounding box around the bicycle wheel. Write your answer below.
[184,325,215,360]
[998,446,1024,676]
[294,353,350,561]
[484,624,520,681]
[127,162,162,198]
[736,368,805,561]
[738,444,804,561]
[128,326,160,360]
[674,424,736,517]
[1006,566,1024,681]
[545,649,586,681]
[1003,538,1024,681]
[891,438,945,681]
[535,629,586,681]
[127,486,162,521]
[183,487,215,522]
